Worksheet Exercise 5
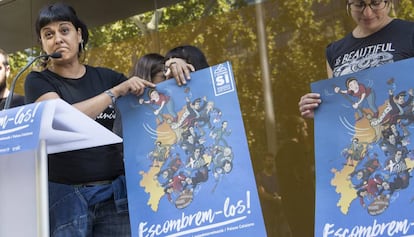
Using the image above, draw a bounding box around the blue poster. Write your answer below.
[311,58,414,237]
[0,102,44,155]
[117,61,266,237]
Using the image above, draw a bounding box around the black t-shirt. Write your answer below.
[326,19,414,77]
[24,65,127,184]
[0,94,25,110]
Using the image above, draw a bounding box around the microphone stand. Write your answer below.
[3,53,61,110]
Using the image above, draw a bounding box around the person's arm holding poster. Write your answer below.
[298,0,414,119]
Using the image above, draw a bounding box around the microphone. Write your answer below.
[3,52,62,110]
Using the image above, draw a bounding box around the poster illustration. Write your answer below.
[117,61,266,237]
[311,58,414,237]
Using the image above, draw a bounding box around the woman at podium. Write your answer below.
[24,2,155,236]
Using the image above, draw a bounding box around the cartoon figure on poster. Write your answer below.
[132,84,233,208]
[118,62,266,237]
[312,58,414,236]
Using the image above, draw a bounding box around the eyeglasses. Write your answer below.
[348,0,388,13]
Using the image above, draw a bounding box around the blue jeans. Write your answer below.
[49,176,131,237]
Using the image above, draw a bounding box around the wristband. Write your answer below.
[104,90,117,107]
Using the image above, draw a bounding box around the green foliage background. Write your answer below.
[6,0,414,234]
[8,0,414,175]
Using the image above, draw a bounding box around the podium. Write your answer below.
[0,99,122,237]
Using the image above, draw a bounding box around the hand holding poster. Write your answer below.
[311,58,414,237]
[117,61,266,237]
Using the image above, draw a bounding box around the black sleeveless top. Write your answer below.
[326,19,414,77]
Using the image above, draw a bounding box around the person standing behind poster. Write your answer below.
[113,53,166,136]
[164,45,210,85]
[275,115,314,237]
[256,152,292,237]
[129,53,166,84]
[24,3,155,236]
[115,46,207,155]
[298,0,414,118]
[0,48,25,110]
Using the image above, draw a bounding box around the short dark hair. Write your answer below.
[35,3,89,52]
[192,98,201,105]
[148,88,158,98]
[345,77,357,88]
[165,45,209,71]
[395,91,406,99]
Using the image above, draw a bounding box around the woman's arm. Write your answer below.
[35,76,155,119]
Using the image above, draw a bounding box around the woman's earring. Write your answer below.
[80,39,84,52]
